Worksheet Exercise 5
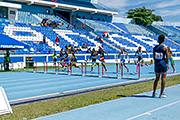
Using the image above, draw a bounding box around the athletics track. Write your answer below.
[0,61,180,105]
[34,84,180,120]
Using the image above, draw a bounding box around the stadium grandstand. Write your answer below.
[0,0,179,64]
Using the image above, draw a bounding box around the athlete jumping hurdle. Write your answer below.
[117,48,130,72]
[134,46,149,74]
[98,47,110,73]
[89,48,98,72]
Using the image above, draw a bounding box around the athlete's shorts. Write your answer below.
[120,59,125,63]
[169,58,174,64]
[155,60,167,73]
[53,58,57,63]
[138,57,142,62]
[64,58,70,62]
[71,58,77,62]
[100,57,105,61]
[60,58,64,61]
[92,59,96,65]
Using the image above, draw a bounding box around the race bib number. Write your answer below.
[155,52,163,59]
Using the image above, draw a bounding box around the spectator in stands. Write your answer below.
[82,43,86,48]
[74,23,77,29]
[49,47,53,54]
[62,22,64,27]
[98,18,100,21]
[76,13,78,18]
[90,17,93,20]
[67,23,71,29]
[82,24,85,29]
[86,47,91,53]
[83,16,85,19]
[85,44,88,49]
[56,35,59,46]
[46,9,50,15]
[43,34,46,44]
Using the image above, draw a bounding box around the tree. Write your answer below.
[126,6,163,26]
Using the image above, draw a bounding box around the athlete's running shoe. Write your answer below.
[173,70,175,73]
[152,93,158,98]
[167,68,170,72]
[159,94,167,98]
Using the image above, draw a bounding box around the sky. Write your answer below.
[98,0,180,22]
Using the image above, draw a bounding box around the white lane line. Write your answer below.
[127,100,180,120]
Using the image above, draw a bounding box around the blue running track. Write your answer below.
[0,61,180,103]
[34,85,180,120]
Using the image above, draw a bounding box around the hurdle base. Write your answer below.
[102,75,118,79]
[121,77,140,80]
[85,74,99,77]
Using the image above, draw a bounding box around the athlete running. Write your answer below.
[63,50,70,71]
[134,46,149,74]
[89,48,98,72]
[98,47,110,73]
[117,48,129,72]
[71,52,81,69]
[59,48,64,67]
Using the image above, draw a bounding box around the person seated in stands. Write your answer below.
[96,36,102,42]
[86,47,91,53]
[85,44,88,49]
[76,13,78,18]
[57,24,60,28]
[82,24,85,29]
[83,16,85,19]
[43,34,46,44]
[98,18,100,21]
[67,23,71,29]
[46,9,50,15]
[90,17,93,20]
[74,23,77,29]
[56,35,59,46]
[48,47,53,54]
[82,43,86,48]
[62,22,64,27]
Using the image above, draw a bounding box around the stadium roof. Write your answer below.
[0,1,22,9]
[8,0,118,16]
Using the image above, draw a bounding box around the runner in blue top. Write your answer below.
[63,50,70,71]
[117,48,129,72]
[59,48,64,67]
[152,34,169,98]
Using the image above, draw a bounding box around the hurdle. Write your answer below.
[120,63,141,80]
[26,61,142,80]
[84,62,100,77]
[101,62,120,79]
